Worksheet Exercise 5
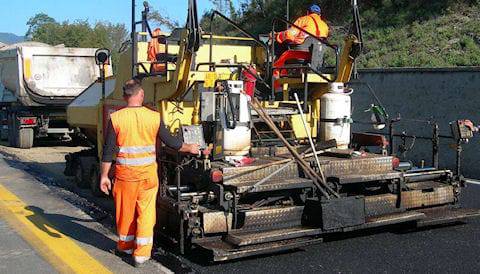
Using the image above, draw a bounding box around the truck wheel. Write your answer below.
[0,126,7,141]
[7,114,16,147]
[0,109,6,140]
[90,164,106,197]
[0,111,7,141]
[74,158,92,189]
[17,128,34,149]
[64,154,75,176]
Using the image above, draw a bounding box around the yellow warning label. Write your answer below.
[24,58,32,79]
[204,72,217,88]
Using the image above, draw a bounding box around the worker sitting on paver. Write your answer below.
[272,4,330,91]
[275,4,329,53]
[99,78,201,267]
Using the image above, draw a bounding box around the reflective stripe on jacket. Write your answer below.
[110,107,160,181]
[276,14,329,45]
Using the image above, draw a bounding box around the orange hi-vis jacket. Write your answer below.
[147,28,166,73]
[276,13,329,45]
[110,107,160,181]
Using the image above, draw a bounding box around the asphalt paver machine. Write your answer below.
[66,0,480,261]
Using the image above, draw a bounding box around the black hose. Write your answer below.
[222,82,237,129]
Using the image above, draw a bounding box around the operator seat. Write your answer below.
[273,36,325,77]
[294,36,325,71]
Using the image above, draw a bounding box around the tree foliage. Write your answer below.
[201,0,480,67]
[25,0,480,69]
[148,9,180,30]
[26,13,56,38]
[26,14,128,69]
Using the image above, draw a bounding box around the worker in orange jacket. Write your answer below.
[147,28,166,73]
[99,78,200,267]
[275,4,329,53]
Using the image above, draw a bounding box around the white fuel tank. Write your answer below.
[320,82,352,149]
[221,81,251,157]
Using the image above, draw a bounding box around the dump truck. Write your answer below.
[0,42,112,148]
[65,0,480,261]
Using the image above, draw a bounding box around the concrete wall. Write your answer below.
[350,67,480,178]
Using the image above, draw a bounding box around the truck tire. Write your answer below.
[7,113,15,147]
[0,126,7,141]
[90,164,106,197]
[17,128,34,149]
[7,128,15,147]
[0,110,7,141]
[64,153,75,176]
[74,157,93,189]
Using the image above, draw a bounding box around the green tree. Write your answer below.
[26,14,128,69]
[200,0,480,67]
[210,0,234,16]
[148,9,180,30]
[201,0,241,36]
[26,13,56,38]
[93,22,129,69]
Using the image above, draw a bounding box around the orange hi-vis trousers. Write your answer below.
[113,176,158,260]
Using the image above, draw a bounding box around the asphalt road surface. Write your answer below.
[0,219,56,274]
[0,149,171,273]
[0,143,479,273]
[175,185,480,273]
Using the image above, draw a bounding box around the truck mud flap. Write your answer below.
[194,236,323,262]
[416,207,480,227]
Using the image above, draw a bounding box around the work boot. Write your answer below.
[113,249,132,258]
[133,256,151,268]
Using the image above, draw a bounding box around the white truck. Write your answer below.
[0,42,112,148]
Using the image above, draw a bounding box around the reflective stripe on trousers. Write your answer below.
[117,234,135,253]
[119,234,135,242]
[136,237,153,246]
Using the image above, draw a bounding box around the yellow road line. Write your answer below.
[0,183,112,274]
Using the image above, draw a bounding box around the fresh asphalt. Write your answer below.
[1,147,479,273]
[179,184,480,273]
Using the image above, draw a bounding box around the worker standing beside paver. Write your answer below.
[99,78,201,267]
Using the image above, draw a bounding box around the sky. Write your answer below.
[0,0,220,36]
